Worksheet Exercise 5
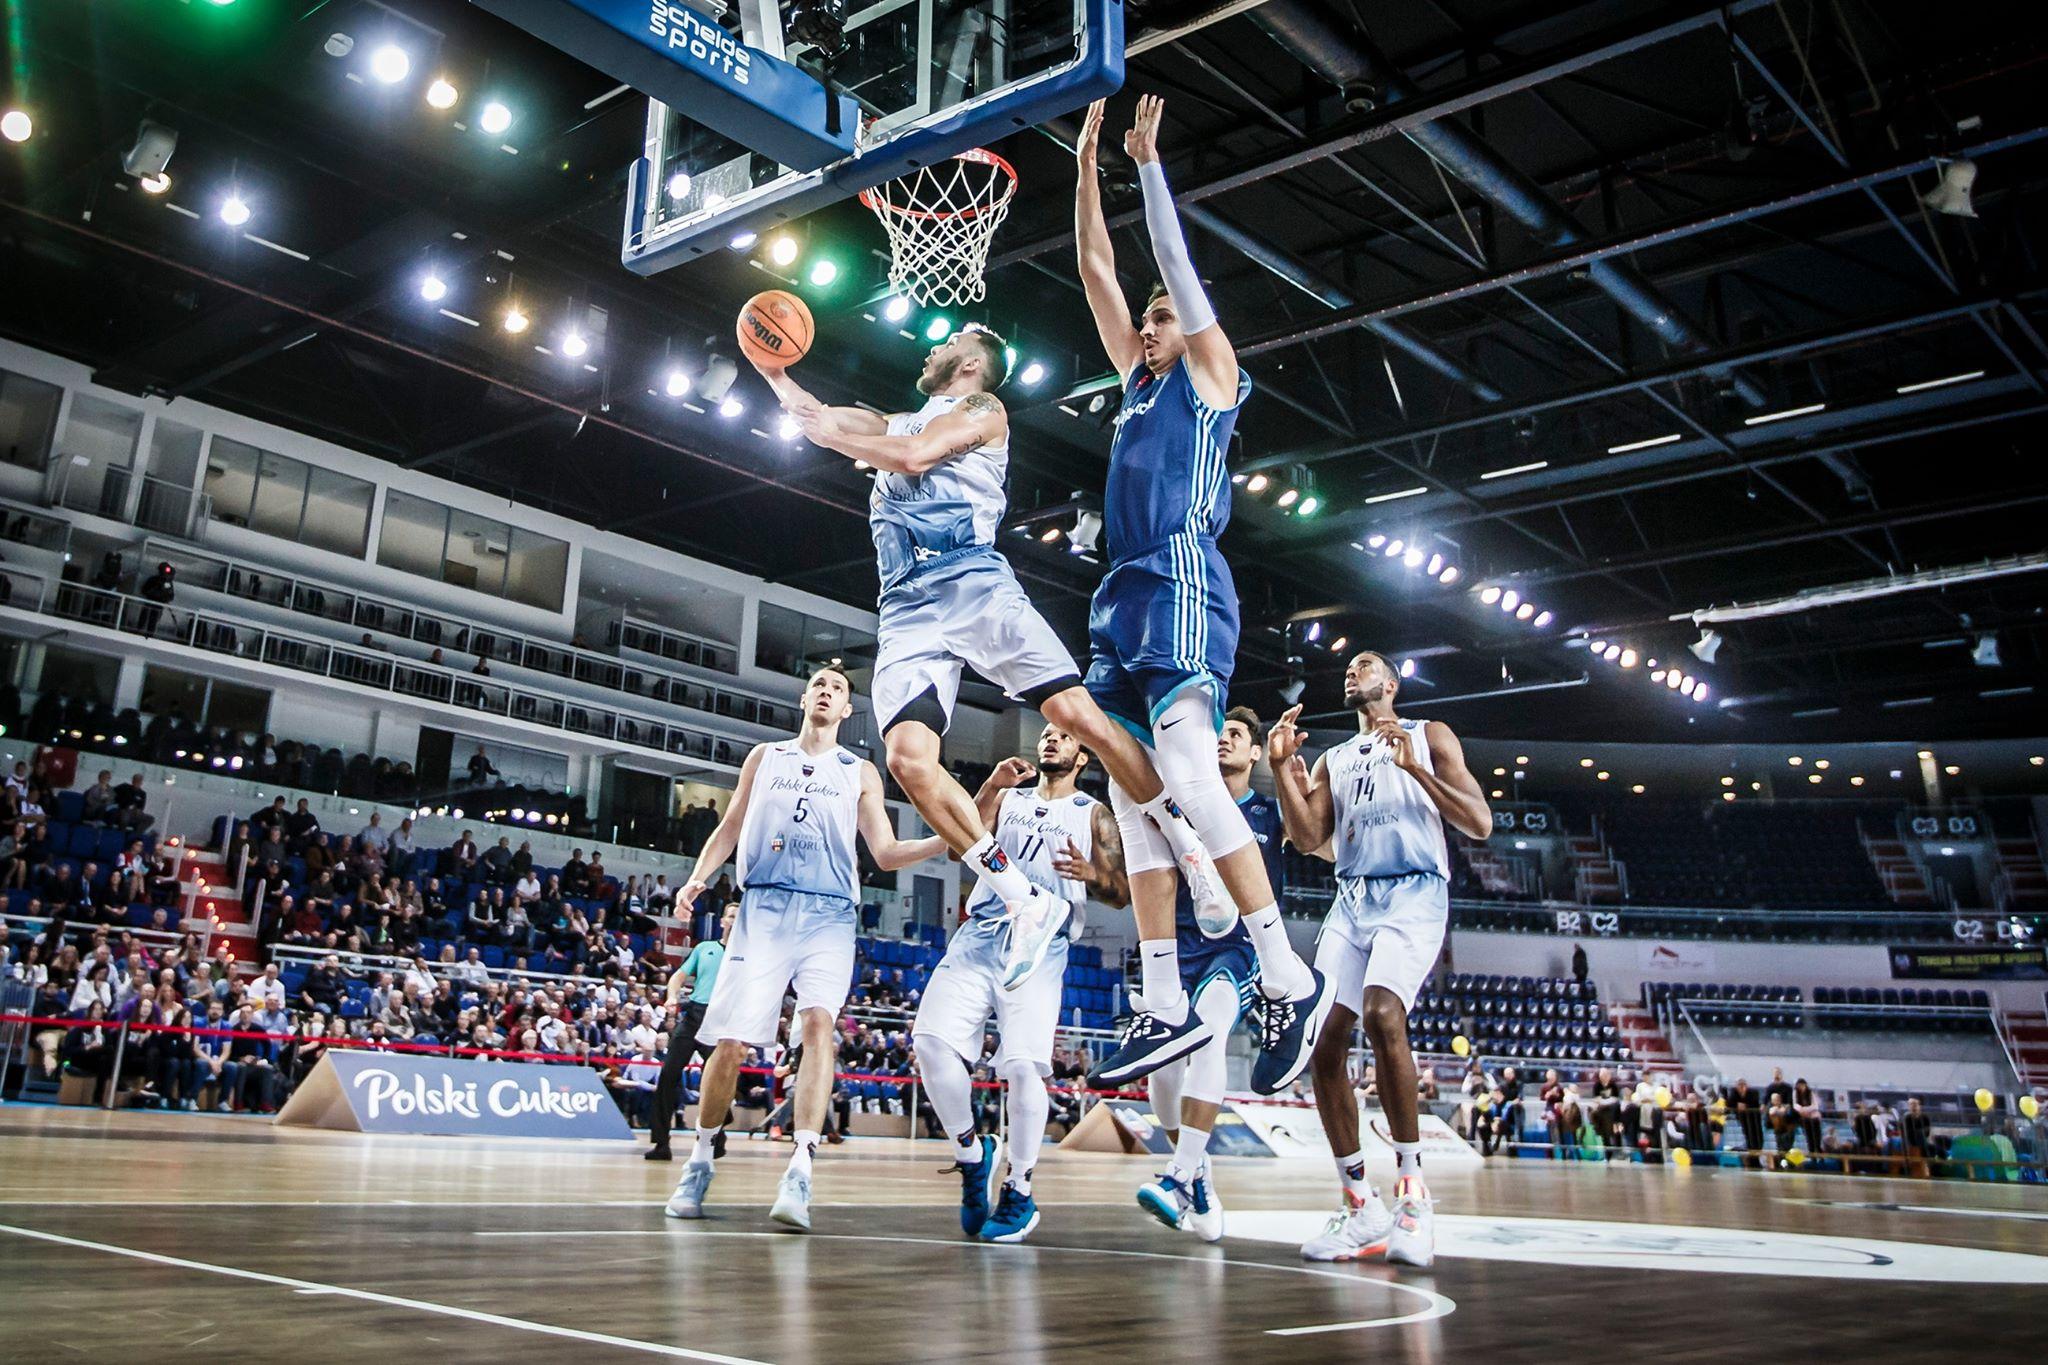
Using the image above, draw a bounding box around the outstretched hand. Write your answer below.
[1265,703,1306,764]
[1077,99,1105,174]
[990,757,1037,789]
[1123,93,1164,165]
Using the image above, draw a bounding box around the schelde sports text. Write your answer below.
[351,1068,608,1121]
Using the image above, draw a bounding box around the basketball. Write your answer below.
[736,290,813,369]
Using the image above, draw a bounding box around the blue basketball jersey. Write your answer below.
[735,742,863,903]
[1103,357,1251,568]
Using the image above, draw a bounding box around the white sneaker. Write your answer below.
[1183,1172,1225,1243]
[1384,1175,1434,1269]
[769,1169,812,1232]
[1136,1168,1225,1243]
[1300,1189,1395,1261]
[999,889,1072,990]
[665,1161,714,1219]
[1179,839,1240,938]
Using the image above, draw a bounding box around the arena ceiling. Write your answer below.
[4,0,2047,745]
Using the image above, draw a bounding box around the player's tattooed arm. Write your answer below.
[804,392,1007,473]
[1051,802,1129,907]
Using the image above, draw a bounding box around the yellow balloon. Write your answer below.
[2022,1095,2041,1121]
[1671,1146,1692,1168]
[1785,1147,1806,1168]
[1451,1035,1471,1057]
[1975,1088,1995,1113]
[1653,1086,1673,1109]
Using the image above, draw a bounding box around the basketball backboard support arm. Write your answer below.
[619,0,1125,275]
[470,0,859,169]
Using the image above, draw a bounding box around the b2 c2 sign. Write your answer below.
[317,1049,633,1140]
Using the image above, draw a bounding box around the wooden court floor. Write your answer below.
[0,1105,2041,1362]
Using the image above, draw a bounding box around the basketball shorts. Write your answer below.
[696,886,857,1047]
[1314,872,1449,1014]
[1176,919,1259,1006]
[873,547,1080,735]
[1084,540,1239,743]
[913,917,1067,1076]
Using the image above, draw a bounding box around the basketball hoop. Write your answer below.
[859,146,1019,309]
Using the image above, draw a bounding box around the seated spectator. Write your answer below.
[403,953,437,999]
[300,955,347,1015]
[388,816,418,870]
[80,769,119,824]
[70,961,114,1015]
[59,1002,115,1095]
[560,849,590,896]
[113,773,154,833]
[513,866,542,909]
[247,962,287,1011]
[285,798,321,851]
[482,836,514,883]
[465,893,502,945]
[193,1000,241,1111]
[251,795,289,839]
[445,831,480,878]
[510,839,534,879]
[359,812,390,855]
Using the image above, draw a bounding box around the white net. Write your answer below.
[859,147,1019,308]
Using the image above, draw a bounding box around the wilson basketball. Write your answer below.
[736,290,813,369]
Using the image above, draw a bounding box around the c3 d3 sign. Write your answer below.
[276,1049,633,1140]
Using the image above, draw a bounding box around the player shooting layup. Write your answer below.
[914,723,1127,1245]
[1074,96,1331,1094]
[757,328,1226,995]
[663,667,945,1232]
[1268,650,1492,1268]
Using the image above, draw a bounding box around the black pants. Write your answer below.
[648,1003,709,1148]
[1738,1109,1764,1153]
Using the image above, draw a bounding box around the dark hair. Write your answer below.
[1145,281,1170,310]
[1223,705,1264,746]
[963,326,1009,389]
[807,665,853,694]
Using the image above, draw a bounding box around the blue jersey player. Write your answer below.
[1074,95,1333,1095]
[1133,707,1286,1242]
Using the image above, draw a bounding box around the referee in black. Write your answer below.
[645,903,735,1161]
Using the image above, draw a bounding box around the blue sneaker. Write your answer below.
[979,1181,1040,1243]
[1249,967,1337,1096]
[944,1134,1004,1236]
[1089,1007,1215,1087]
[1137,1170,1225,1243]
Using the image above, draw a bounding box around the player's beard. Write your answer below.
[917,354,961,395]
[1036,752,1077,777]
[1346,681,1386,711]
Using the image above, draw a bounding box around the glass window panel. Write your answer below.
[247,448,309,540]
[0,369,62,470]
[204,678,271,734]
[443,508,508,595]
[301,466,374,556]
[203,436,262,526]
[139,663,209,724]
[503,527,568,611]
[146,419,206,487]
[376,490,448,577]
[35,644,121,707]
[756,602,804,676]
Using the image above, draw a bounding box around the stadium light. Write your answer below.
[1479,586,1501,605]
[1439,567,1461,585]
[419,273,447,302]
[426,78,459,110]
[807,259,838,287]
[0,111,28,144]
[728,230,758,251]
[769,235,800,267]
[664,368,691,398]
[220,194,251,226]
[370,45,411,84]
[480,102,513,135]
[1245,473,1269,495]
[925,316,952,341]
[1019,361,1046,386]
[883,296,911,323]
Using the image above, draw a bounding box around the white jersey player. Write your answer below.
[664,667,945,1232]
[913,724,1127,1244]
[1269,650,1491,1270]
[753,329,1231,1000]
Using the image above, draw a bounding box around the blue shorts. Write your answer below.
[1084,541,1239,743]
[1176,921,1259,1004]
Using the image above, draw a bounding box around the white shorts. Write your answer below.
[873,549,1080,734]
[696,887,857,1047]
[913,918,1067,1076]
[1315,872,1449,1014]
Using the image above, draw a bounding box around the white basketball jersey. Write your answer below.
[736,742,864,903]
[1326,717,1449,881]
[966,787,1097,931]
[870,393,1010,589]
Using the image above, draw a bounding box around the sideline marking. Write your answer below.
[476,1228,1458,1334]
[0,1222,769,1363]
[1782,1199,2048,1224]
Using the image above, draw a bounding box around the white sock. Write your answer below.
[951,1129,982,1164]
[689,1123,722,1167]
[965,835,1040,907]
[1007,1170,1033,1197]
[1138,939,1188,1020]
[1394,1140,1422,1182]
[1170,1123,1212,1182]
[1334,1148,1372,1206]
[1245,905,1312,998]
[789,1129,821,1179]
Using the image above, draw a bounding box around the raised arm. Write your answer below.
[1266,706,1336,853]
[858,763,950,871]
[680,744,768,902]
[1124,95,1240,409]
[1053,801,1130,909]
[973,757,1037,831]
[1074,99,1144,376]
[1374,718,1492,841]
[749,357,889,437]
[800,391,1005,475]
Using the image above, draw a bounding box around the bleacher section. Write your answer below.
[1645,980,1994,1032]
[1595,800,1892,909]
[1,789,161,927]
[852,928,1120,1032]
[1414,973,1622,1064]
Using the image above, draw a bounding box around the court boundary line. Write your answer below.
[473,1227,1459,1334]
[0,1221,770,1363]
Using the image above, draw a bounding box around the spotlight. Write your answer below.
[1480,586,1501,605]
[808,259,839,287]
[426,78,459,110]
[1297,495,1321,516]
[0,111,28,144]
[1651,670,1666,682]
[883,296,911,323]
[924,316,952,341]
[1384,539,1403,557]
[324,33,355,58]
[719,396,745,419]
[1516,602,1534,621]
[480,102,513,135]
[1680,674,1695,692]
[122,119,179,183]
[502,305,529,334]
[1597,771,1610,781]
[220,194,251,227]
[1602,644,1621,662]
[1689,628,1723,664]
[1693,683,1710,703]
[1019,361,1047,387]
[1039,525,1061,543]
[1439,567,1461,585]
[664,368,691,398]
[370,44,411,85]
[1246,474,1270,495]
[1500,590,1519,612]
[667,171,693,201]
[1399,658,1416,678]
[1666,670,1682,689]
[1403,549,1424,569]
[1619,648,1637,668]
[1279,677,1305,705]
[561,330,589,359]
[140,173,172,194]
[1330,636,1347,652]
[1532,610,1552,628]
[1276,488,1300,509]
[420,274,447,302]
[1921,158,1977,218]
[1305,621,1323,644]
[1972,632,2001,667]
[1367,534,1386,549]
[778,414,802,440]
[1426,554,1443,576]
[769,235,800,267]
[728,230,758,250]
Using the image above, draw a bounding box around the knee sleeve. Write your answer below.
[1110,779,1175,876]
[913,1034,977,1140]
[999,1058,1050,1173]
[1149,692,1253,860]
[1147,1056,1187,1127]
[1182,981,1240,1105]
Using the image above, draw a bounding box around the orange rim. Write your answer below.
[858,146,1020,223]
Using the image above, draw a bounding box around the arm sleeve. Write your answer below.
[1137,161,1217,337]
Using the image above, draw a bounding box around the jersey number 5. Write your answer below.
[793,796,811,824]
